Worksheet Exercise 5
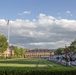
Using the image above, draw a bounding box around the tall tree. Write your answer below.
[69,39,76,52]
[14,46,19,56]
[55,48,64,55]
[19,48,25,58]
[0,34,8,53]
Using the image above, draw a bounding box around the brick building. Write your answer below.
[25,49,54,58]
[0,46,54,58]
[0,45,14,58]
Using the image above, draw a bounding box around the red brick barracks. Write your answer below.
[25,49,54,58]
[0,45,54,58]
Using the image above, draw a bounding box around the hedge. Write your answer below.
[0,67,76,75]
[0,56,6,59]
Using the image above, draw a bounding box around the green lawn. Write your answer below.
[0,58,76,75]
[0,58,64,67]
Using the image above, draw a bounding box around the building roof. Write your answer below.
[9,45,14,50]
[26,49,55,52]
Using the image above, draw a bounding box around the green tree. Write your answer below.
[14,46,19,56]
[69,39,76,52]
[19,48,25,58]
[0,34,8,53]
[55,48,64,55]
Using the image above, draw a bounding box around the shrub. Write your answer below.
[8,56,20,59]
[0,56,5,59]
[0,67,76,75]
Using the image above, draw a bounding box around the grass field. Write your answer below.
[0,58,64,67]
[0,58,76,75]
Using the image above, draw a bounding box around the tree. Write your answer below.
[14,46,19,56]
[19,48,25,58]
[0,34,8,53]
[69,39,76,52]
[55,48,64,55]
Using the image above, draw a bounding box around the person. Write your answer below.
[64,46,70,66]
[65,54,70,66]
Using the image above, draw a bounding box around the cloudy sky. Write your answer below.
[0,0,76,49]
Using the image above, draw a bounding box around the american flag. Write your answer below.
[7,20,9,25]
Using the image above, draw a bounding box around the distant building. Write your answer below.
[0,46,55,59]
[0,49,10,57]
[25,49,54,58]
[9,45,15,56]
[0,45,15,58]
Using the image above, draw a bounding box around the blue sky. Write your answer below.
[0,0,76,49]
[0,0,76,20]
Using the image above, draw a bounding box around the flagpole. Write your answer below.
[7,20,10,50]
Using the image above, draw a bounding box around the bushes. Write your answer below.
[0,56,5,59]
[8,56,21,59]
[0,67,76,75]
[0,56,23,60]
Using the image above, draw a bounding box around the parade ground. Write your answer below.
[0,58,76,75]
[0,58,63,67]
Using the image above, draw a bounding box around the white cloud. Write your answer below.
[57,11,73,19]
[55,19,76,31]
[66,11,73,16]
[0,13,76,49]
[38,13,55,25]
[18,11,31,15]
[23,11,30,14]
[0,19,7,26]
[66,11,71,14]
[30,42,56,45]
[10,19,36,28]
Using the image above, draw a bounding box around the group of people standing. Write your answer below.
[57,46,76,66]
